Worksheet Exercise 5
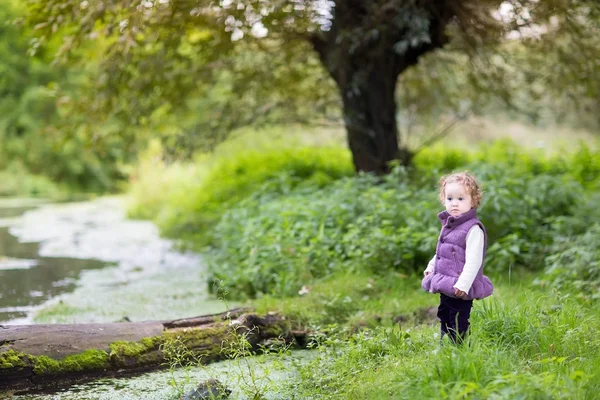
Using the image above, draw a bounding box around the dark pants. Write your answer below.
[438,294,473,344]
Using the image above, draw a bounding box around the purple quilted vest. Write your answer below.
[421,208,493,300]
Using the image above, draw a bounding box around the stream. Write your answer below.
[0,197,307,399]
[1,197,227,324]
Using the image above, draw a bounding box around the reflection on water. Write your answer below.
[0,204,109,323]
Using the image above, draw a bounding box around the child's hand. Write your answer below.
[454,288,467,298]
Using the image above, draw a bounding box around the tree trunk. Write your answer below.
[310,1,453,173]
[338,60,404,174]
[0,308,305,394]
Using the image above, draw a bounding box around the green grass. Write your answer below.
[123,121,600,399]
[126,136,352,247]
[264,274,600,399]
[253,271,437,330]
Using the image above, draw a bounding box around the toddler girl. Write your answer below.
[421,172,493,343]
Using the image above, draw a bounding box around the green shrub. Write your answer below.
[132,147,353,246]
[0,162,62,198]
[543,224,600,300]
[414,139,600,188]
[128,137,596,301]
[207,166,444,298]
[568,145,600,189]
[207,160,587,298]
[477,165,583,273]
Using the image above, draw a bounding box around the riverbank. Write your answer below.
[8,271,599,400]
[121,137,600,399]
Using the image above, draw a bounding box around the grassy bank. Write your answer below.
[126,125,600,398]
[288,282,600,399]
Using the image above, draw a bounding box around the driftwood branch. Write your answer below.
[0,308,304,394]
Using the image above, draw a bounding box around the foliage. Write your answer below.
[128,145,353,246]
[0,162,62,198]
[0,0,133,192]
[23,0,339,160]
[476,164,582,272]
[207,166,436,298]
[23,0,600,173]
[414,139,600,187]
[543,224,600,301]
[160,337,206,398]
[206,143,593,297]
[125,137,600,301]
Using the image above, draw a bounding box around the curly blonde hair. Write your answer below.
[438,171,483,208]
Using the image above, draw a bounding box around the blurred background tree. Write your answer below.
[0,0,136,191]
[5,0,598,184]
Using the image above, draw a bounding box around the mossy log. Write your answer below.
[0,308,302,394]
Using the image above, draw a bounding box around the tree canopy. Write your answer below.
[23,0,600,173]
[0,0,132,190]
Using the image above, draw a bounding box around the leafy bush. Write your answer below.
[568,145,600,189]
[477,165,583,272]
[127,137,597,300]
[543,224,600,300]
[0,162,62,198]
[207,159,588,298]
[128,145,353,246]
[0,1,131,192]
[414,139,600,187]
[208,167,440,298]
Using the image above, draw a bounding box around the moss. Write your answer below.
[32,350,109,375]
[259,321,288,338]
[162,326,232,360]
[32,356,61,374]
[110,340,150,358]
[109,337,162,367]
[140,336,158,349]
[5,325,253,378]
[162,326,228,344]
[0,350,27,369]
[61,350,110,372]
[2,324,262,379]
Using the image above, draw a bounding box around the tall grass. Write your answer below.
[126,138,352,246]
[292,288,600,399]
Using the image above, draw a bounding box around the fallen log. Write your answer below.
[0,308,302,394]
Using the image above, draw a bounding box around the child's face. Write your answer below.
[444,182,473,217]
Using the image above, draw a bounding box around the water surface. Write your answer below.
[2,197,230,324]
[0,200,108,323]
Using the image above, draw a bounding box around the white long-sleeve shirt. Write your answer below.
[424,225,484,294]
